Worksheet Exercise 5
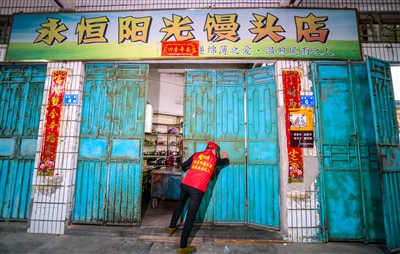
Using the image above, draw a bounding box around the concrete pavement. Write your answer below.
[0,222,387,254]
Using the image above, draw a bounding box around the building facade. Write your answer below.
[0,0,399,252]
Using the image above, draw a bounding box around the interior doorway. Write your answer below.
[140,67,185,227]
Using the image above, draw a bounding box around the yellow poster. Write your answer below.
[289,108,314,131]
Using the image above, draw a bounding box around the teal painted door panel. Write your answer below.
[73,161,107,222]
[106,162,141,223]
[184,70,215,140]
[366,56,400,253]
[213,70,246,223]
[0,65,46,221]
[184,67,279,228]
[213,163,246,223]
[350,62,385,242]
[74,63,148,225]
[324,170,363,239]
[215,70,245,140]
[184,70,216,223]
[313,61,384,242]
[246,66,280,229]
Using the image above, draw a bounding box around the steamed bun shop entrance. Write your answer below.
[2,7,399,252]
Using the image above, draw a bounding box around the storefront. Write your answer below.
[0,5,399,252]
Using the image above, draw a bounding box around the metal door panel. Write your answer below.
[247,164,279,227]
[74,161,107,222]
[366,56,400,253]
[74,63,147,225]
[215,70,245,139]
[213,164,246,223]
[0,138,15,155]
[184,70,215,140]
[325,170,363,240]
[111,139,140,159]
[213,141,246,223]
[350,63,385,242]
[82,80,114,136]
[314,61,384,242]
[106,162,141,224]
[213,71,246,223]
[246,66,280,228]
[0,65,46,221]
[184,73,214,221]
[11,160,35,219]
[20,139,37,157]
[79,138,107,159]
[315,62,365,241]
[113,79,146,137]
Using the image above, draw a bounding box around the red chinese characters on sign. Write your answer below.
[38,70,67,176]
[161,40,199,56]
[283,70,304,183]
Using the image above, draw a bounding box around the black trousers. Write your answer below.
[169,183,205,248]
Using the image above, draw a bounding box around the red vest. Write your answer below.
[182,149,217,192]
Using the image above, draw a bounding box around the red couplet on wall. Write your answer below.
[38,70,67,176]
[282,70,304,183]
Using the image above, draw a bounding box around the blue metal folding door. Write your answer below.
[313,61,385,242]
[366,56,400,253]
[0,65,46,221]
[246,66,280,229]
[73,63,147,225]
[184,70,246,223]
[184,67,279,227]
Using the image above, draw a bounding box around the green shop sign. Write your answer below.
[6,8,361,61]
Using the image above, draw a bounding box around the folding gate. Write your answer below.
[0,65,46,221]
[72,63,148,225]
[314,58,400,253]
[183,66,280,228]
[366,56,400,253]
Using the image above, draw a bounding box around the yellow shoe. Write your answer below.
[166,226,177,236]
[177,246,196,254]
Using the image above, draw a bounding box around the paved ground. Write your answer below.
[0,222,387,254]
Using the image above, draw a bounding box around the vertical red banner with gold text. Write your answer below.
[38,70,67,176]
[282,70,304,183]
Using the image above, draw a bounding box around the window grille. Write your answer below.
[359,12,400,43]
[0,16,12,44]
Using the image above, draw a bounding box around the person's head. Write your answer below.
[206,141,219,155]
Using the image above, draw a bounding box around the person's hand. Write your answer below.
[221,150,228,158]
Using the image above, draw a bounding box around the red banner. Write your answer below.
[38,70,67,176]
[283,70,304,183]
[161,40,199,56]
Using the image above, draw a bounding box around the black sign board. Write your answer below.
[290,130,314,148]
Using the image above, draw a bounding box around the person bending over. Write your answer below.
[167,141,229,254]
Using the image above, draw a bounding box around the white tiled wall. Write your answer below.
[28,62,85,234]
